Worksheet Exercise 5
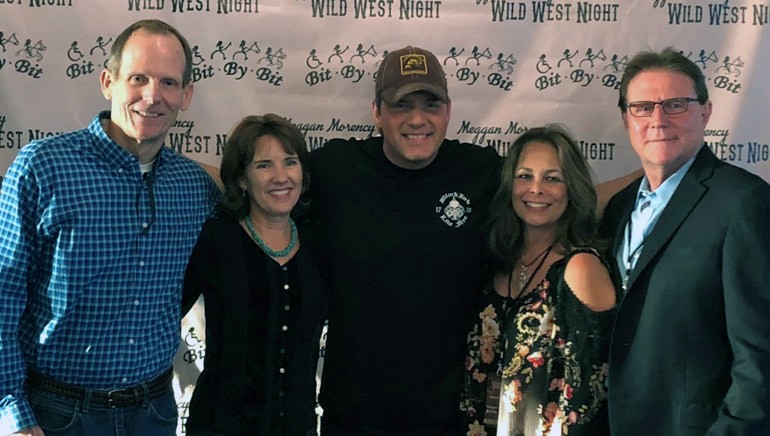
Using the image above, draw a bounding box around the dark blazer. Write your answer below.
[182,217,326,435]
[600,147,770,436]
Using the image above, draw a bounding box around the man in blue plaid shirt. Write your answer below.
[0,20,220,436]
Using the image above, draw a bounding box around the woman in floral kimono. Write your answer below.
[462,125,617,436]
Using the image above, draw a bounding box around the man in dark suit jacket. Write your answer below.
[601,48,770,435]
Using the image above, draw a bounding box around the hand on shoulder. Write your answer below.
[195,161,223,191]
[595,168,644,220]
[11,427,45,436]
[563,252,616,312]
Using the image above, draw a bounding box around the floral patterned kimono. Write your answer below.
[462,249,615,436]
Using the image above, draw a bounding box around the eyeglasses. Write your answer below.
[627,97,700,117]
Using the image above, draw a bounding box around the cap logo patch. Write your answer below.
[400,54,428,76]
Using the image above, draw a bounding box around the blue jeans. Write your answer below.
[27,384,177,436]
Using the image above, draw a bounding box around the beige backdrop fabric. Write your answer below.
[1,1,769,433]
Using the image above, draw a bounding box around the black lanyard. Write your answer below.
[622,200,652,291]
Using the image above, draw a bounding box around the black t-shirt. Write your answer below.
[308,136,501,432]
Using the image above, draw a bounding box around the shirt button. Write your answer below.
[283,284,289,290]
[278,391,284,396]
[279,368,285,374]
[121,377,128,383]
[284,305,290,311]
[134,300,140,306]
[282,266,287,271]
[142,222,149,229]
[128,338,135,345]
[282,325,288,331]
[118,168,124,174]
[139,261,145,267]
[279,348,285,354]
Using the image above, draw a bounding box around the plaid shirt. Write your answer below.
[0,112,220,432]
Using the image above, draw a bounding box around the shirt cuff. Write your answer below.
[0,397,37,434]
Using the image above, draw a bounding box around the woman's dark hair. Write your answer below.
[487,124,599,271]
[219,114,310,219]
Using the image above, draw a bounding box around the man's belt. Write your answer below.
[25,368,173,408]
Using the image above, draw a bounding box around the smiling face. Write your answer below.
[622,69,711,189]
[239,135,303,222]
[512,141,568,234]
[373,91,451,170]
[100,29,193,161]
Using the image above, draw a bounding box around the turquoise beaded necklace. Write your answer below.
[244,215,298,258]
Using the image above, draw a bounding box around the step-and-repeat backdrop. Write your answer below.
[2,1,769,433]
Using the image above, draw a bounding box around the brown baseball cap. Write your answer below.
[375,46,448,105]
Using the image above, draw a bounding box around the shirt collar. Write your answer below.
[89,111,166,173]
[635,150,699,210]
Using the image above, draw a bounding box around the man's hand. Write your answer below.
[10,426,44,436]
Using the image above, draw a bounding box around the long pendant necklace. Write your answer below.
[518,245,553,292]
[244,215,298,258]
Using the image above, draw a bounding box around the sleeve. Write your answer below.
[301,147,332,289]
[205,176,223,219]
[181,220,216,316]
[461,284,507,432]
[706,182,770,435]
[555,249,614,429]
[0,150,42,432]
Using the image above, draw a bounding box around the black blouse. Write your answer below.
[182,217,326,435]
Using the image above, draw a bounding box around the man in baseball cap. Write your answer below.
[375,45,449,105]
[308,46,502,434]
[366,45,455,170]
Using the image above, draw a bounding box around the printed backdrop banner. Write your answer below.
[1,0,769,433]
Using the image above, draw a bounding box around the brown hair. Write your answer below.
[219,114,310,219]
[487,124,599,271]
[107,19,193,87]
[618,47,709,112]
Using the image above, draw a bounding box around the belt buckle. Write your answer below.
[106,389,122,408]
[106,387,135,408]
[107,389,120,409]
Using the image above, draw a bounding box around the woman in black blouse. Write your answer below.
[182,114,325,435]
[462,125,617,436]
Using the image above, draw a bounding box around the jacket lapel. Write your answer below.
[626,147,716,290]
[611,182,640,257]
